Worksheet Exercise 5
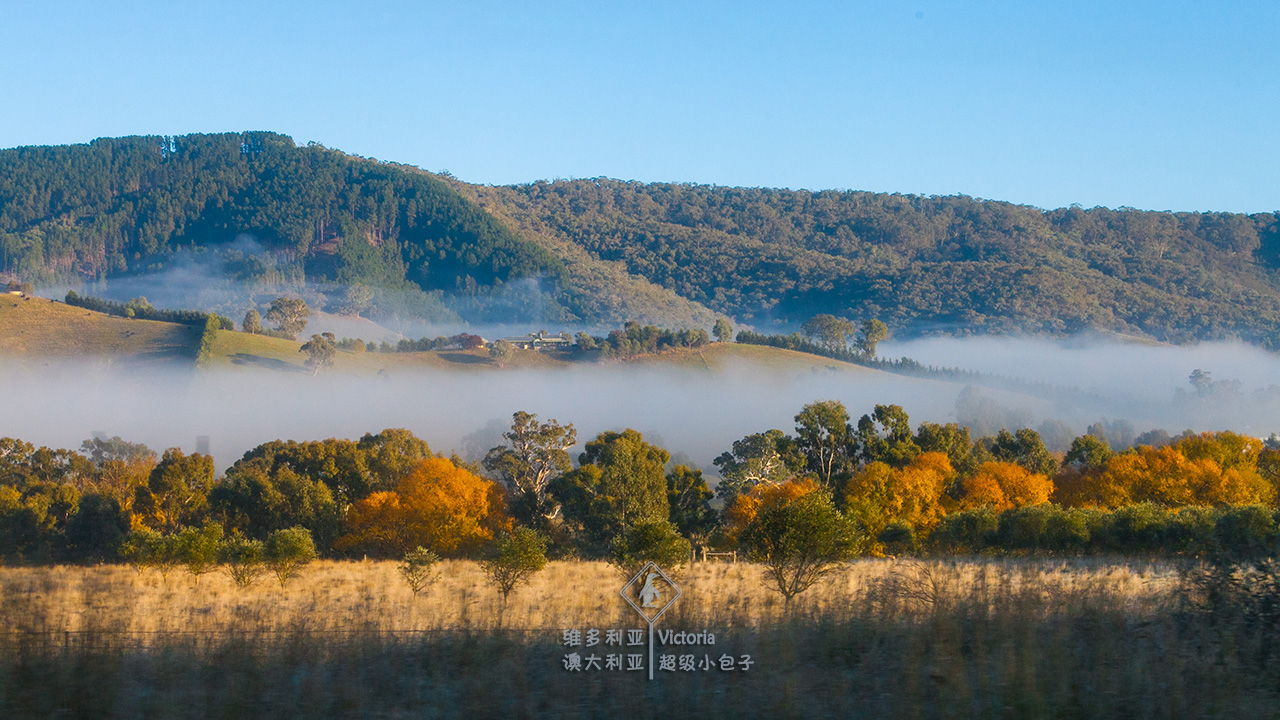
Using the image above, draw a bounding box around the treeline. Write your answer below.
[363,333,485,353]
[484,178,1280,346]
[3,402,1279,571]
[926,503,1280,557]
[590,322,710,358]
[339,323,710,359]
[735,329,929,374]
[64,290,233,329]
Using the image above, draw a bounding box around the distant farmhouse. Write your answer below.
[502,330,571,350]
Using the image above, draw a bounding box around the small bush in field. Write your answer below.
[608,519,691,579]
[397,546,442,597]
[175,524,223,581]
[120,528,180,578]
[481,528,548,604]
[265,527,317,588]
[219,534,265,588]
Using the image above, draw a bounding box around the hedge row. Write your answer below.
[912,503,1280,557]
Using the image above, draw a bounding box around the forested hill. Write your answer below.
[3,132,1280,346]
[469,179,1280,346]
[0,133,715,326]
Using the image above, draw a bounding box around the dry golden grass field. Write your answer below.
[2,558,1276,719]
[0,295,200,365]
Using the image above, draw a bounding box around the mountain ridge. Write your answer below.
[2,132,1278,346]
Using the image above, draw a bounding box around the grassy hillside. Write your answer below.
[205,330,575,374]
[0,295,951,389]
[203,331,887,377]
[0,294,199,365]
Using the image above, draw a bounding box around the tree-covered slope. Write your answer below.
[482,179,1280,345]
[4,133,1280,345]
[0,133,569,317]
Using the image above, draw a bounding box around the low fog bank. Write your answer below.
[39,236,581,337]
[3,336,1278,475]
[0,361,966,474]
[882,335,1280,400]
[882,335,1280,440]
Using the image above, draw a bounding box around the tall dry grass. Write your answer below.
[0,558,1274,718]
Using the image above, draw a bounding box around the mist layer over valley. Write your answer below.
[2,334,1276,477]
[3,132,1280,476]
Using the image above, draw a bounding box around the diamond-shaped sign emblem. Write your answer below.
[620,561,681,624]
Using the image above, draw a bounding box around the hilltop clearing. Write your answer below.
[0,294,199,367]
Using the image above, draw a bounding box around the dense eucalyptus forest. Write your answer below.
[2,132,1279,343]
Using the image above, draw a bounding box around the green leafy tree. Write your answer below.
[551,429,669,554]
[740,490,860,608]
[175,524,223,581]
[338,284,373,315]
[488,338,515,367]
[481,527,549,605]
[220,534,266,588]
[134,448,214,532]
[801,314,854,353]
[666,465,716,542]
[357,428,434,492]
[264,527,317,588]
[856,318,888,357]
[794,400,853,489]
[712,429,806,502]
[242,309,262,334]
[120,528,178,577]
[483,411,577,528]
[209,463,342,553]
[65,493,128,561]
[914,422,976,476]
[713,317,733,342]
[988,428,1059,477]
[1064,434,1114,470]
[610,519,692,579]
[266,297,310,338]
[80,436,155,467]
[301,333,336,375]
[854,404,921,468]
[397,546,442,597]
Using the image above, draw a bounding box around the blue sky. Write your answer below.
[1,0,1276,212]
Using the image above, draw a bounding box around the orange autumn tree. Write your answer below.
[1060,444,1274,509]
[844,452,955,538]
[957,461,1053,511]
[722,477,821,543]
[336,457,509,557]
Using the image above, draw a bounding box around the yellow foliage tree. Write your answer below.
[958,461,1053,511]
[1174,431,1263,471]
[1061,445,1274,509]
[336,457,509,557]
[1051,466,1120,508]
[722,477,820,543]
[844,452,955,537]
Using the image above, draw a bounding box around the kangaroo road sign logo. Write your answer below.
[620,562,681,679]
[621,562,681,623]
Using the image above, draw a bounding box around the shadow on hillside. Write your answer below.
[437,352,488,365]
[229,353,307,373]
